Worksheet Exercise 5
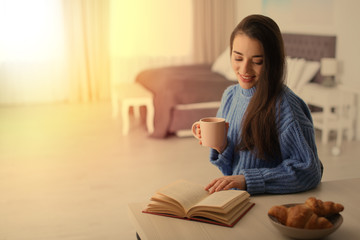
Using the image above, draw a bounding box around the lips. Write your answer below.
[238,73,255,83]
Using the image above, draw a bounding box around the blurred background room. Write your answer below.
[1,0,360,239]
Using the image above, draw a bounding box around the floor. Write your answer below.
[0,102,359,240]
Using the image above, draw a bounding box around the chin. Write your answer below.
[238,80,256,89]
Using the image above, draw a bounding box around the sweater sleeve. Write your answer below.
[209,137,235,175]
[208,86,236,175]
[240,120,322,195]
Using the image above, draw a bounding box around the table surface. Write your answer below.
[128,178,360,240]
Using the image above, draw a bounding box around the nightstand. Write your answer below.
[299,83,356,145]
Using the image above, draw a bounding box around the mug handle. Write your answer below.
[191,121,200,140]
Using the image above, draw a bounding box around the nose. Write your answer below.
[240,59,252,75]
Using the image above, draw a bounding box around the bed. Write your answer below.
[136,33,336,138]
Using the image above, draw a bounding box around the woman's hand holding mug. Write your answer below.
[191,117,229,153]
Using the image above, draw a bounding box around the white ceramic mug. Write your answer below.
[191,117,226,148]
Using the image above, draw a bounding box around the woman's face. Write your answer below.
[231,34,264,89]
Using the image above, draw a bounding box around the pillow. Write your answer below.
[286,57,306,90]
[211,47,237,81]
[294,60,320,93]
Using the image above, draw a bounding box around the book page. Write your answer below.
[190,201,254,226]
[145,193,185,216]
[145,199,184,216]
[192,190,249,210]
[191,199,250,220]
[157,180,210,213]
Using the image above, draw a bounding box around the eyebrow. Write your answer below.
[233,50,263,58]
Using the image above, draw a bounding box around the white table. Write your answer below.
[111,83,154,135]
[128,178,360,240]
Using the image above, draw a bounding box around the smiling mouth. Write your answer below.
[239,73,255,82]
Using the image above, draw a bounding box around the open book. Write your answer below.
[143,180,254,227]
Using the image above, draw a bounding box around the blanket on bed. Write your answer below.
[136,64,234,138]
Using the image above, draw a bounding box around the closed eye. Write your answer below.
[253,61,263,65]
[252,56,263,65]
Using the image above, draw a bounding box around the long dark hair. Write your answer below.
[231,15,285,160]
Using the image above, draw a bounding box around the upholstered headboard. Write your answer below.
[282,33,336,83]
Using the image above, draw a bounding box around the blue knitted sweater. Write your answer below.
[210,84,322,195]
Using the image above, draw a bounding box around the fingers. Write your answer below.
[205,176,245,193]
[205,178,231,194]
[205,178,217,191]
[195,124,202,145]
[195,123,200,134]
[214,179,230,192]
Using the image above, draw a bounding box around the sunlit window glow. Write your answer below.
[0,0,64,62]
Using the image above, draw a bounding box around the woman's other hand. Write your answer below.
[193,123,203,145]
[205,175,246,194]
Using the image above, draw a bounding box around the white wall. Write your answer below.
[235,0,360,140]
[109,0,193,85]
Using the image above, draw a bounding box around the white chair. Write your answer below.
[300,83,356,145]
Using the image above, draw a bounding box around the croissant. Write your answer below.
[305,197,344,217]
[268,205,333,229]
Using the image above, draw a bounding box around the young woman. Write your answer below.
[194,14,323,195]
